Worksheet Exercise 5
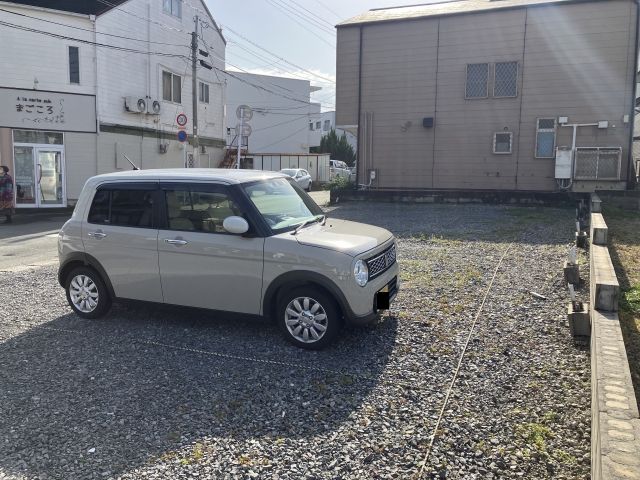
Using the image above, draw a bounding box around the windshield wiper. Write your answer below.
[291,215,325,235]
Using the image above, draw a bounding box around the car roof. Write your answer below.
[87,168,285,186]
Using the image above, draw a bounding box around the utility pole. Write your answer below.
[237,106,244,169]
[191,15,199,167]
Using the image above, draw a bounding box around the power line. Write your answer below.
[95,0,187,32]
[0,7,191,46]
[0,19,189,58]
[269,0,336,36]
[219,23,336,83]
[228,42,335,85]
[284,0,336,29]
[314,0,344,22]
[264,0,336,48]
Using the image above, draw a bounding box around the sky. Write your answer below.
[203,0,426,111]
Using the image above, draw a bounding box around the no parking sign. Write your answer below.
[177,130,188,143]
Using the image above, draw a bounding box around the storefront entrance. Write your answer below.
[13,130,66,208]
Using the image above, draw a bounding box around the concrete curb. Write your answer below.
[590,212,640,480]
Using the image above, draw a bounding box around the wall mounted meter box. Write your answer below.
[555,146,572,179]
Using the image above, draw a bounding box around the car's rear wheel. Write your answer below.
[307,181,312,192]
[277,286,340,350]
[65,267,112,319]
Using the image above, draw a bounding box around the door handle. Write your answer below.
[165,238,187,245]
[88,231,106,238]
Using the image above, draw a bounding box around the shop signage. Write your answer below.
[0,87,96,133]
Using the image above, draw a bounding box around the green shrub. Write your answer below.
[323,177,354,191]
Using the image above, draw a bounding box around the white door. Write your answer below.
[13,145,65,207]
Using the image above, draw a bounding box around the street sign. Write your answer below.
[177,130,188,143]
[177,114,188,126]
[236,105,253,121]
[235,123,252,137]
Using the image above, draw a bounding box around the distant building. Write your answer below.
[336,0,638,192]
[0,0,226,209]
[225,72,326,155]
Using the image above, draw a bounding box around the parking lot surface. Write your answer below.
[0,203,590,479]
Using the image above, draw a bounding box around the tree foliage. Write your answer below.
[311,128,356,166]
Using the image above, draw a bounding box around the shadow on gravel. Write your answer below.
[0,305,397,478]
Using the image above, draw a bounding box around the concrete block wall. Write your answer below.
[589,212,640,479]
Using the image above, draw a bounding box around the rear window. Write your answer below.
[88,188,154,228]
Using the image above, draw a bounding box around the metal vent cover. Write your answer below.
[574,148,622,180]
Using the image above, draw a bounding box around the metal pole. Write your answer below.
[191,15,199,168]
[237,107,244,169]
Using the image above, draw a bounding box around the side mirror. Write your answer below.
[223,216,249,234]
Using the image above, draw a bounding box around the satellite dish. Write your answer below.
[236,105,253,121]
[235,123,252,136]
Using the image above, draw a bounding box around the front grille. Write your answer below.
[367,243,397,279]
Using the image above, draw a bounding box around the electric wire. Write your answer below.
[0,19,189,58]
[264,0,336,48]
[0,7,191,45]
[268,0,336,36]
[252,112,331,132]
[313,0,344,21]
[218,23,336,83]
[95,0,188,32]
[284,0,336,29]
[257,122,314,150]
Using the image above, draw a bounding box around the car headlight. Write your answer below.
[354,260,369,287]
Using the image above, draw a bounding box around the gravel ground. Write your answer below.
[0,203,590,479]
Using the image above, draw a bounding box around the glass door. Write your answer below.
[36,149,64,206]
[13,146,65,207]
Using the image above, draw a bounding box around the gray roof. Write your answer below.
[337,0,591,27]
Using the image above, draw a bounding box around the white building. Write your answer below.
[0,0,226,209]
[309,111,357,152]
[224,72,326,154]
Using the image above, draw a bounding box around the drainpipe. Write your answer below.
[355,25,363,190]
[628,0,639,188]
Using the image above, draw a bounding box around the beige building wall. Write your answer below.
[336,0,638,191]
[64,133,98,203]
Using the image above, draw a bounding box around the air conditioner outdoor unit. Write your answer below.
[125,96,146,113]
[147,99,161,115]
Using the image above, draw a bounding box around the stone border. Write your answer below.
[589,199,640,479]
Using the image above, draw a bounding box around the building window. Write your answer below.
[465,63,488,99]
[535,118,557,158]
[163,0,181,18]
[316,121,321,129]
[69,46,80,84]
[309,123,314,131]
[199,82,209,104]
[323,120,330,131]
[162,71,182,104]
[493,132,513,154]
[494,61,518,98]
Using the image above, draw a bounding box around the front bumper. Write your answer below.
[343,274,399,327]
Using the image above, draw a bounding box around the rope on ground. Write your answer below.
[417,232,522,478]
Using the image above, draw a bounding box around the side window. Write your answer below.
[165,189,243,233]
[69,46,80,84]
[110,190,154,227]
[88,190,110,224]
[88,189,154,227]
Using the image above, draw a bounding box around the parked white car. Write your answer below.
[57,169,399,350]
[278,168,312,191]
[330,160,351,179]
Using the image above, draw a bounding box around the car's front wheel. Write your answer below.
[307,181,312,192]
[277,287,340,350]
[65,267,112,319]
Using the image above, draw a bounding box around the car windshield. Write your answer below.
[279,169,297,177]
[243,178,324,234]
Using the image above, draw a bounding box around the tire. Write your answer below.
[65,267,112,319]
[307,182,312,192]
[276,286,341,350]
